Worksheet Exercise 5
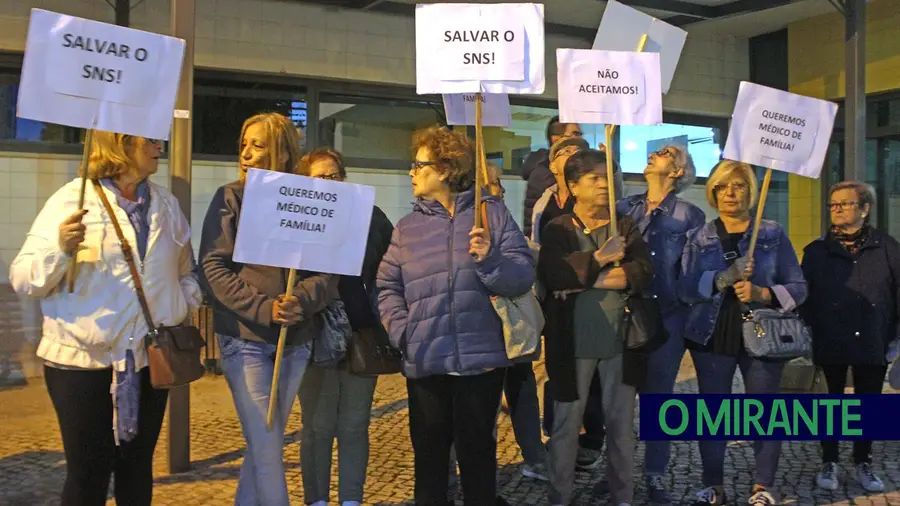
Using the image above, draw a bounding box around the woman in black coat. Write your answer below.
[800,181,900,494]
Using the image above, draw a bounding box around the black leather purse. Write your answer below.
[346,282,402,376]
[622,294,666,352]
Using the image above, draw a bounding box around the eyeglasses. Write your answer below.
[410,160,436,173]
[316,173,342,181]
[566,131,584,138]
[655,147,674,158]
[828,201,859,211]
[714,182,748,194]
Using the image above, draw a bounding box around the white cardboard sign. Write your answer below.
[592,0,687,95]
[17,9,185,140]
[557,49,663,126]
[723,82,838,179]
[416,3,545,95]
[233,169,376,276]
[442,93,512,127]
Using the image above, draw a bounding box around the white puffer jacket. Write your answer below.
[9,178,203,371]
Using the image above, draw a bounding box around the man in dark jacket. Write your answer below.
[520,116,583,238]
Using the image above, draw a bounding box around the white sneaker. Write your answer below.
[857,463,885,492]
[816,462,840,491]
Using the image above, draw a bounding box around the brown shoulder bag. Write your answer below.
[92,180,206,389]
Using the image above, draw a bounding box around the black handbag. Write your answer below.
[622,294,666,352]
[347,282,402,376]
[348,327,402,376]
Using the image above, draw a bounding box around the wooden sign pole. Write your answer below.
[603,34,649,237]
[66,128,95,293]
[266,267,296,430]
[474,93,485,228]
[745,168,773,263]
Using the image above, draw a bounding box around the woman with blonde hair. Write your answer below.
[199,113,338,506]
[10,132,202,505]
[679,160,806,506]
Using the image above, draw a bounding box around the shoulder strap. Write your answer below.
[91,180,157,332]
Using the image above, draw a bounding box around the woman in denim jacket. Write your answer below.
[615,144,705,503]
[679,160,806,506]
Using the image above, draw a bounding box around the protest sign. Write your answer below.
[443,93,511,127]
[592,0,687,95]
[17,9,185,140]
[723,82,838,179]
[416,3,545,95]
[233,169,376,277]
[557,49,663,126]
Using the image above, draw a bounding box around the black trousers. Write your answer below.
[819,364,887,464]
[44,365,169,506]
[407,368,506,506]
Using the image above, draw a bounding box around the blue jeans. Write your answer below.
[642,333,686,476]
[219,334,311,506]
[690,348,785,490]
[504,362,547,465]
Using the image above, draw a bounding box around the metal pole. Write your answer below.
[115,0,130,26]
[168,0,195,474]
[844,0,866,182]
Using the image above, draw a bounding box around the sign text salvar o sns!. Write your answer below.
[62,34,149,84]
[444,29,516,65]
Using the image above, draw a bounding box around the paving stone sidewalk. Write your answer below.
[1,356,898,506]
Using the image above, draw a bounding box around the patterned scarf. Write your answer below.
[829,224,869,255]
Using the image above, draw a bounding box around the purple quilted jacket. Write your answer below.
[376,188,534,378]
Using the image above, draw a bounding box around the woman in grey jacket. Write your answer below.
[199,112,338,506]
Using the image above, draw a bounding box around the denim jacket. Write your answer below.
[678,218,807,346]
[617,192,706,342]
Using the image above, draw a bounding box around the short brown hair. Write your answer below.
[239,112,304,176]
[299,147,346,178]
[80,132,152,179]
[412,126,474,192]
[829,181,876,223]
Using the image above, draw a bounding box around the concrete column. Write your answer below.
[168,0,195,474]
[844,0,866,182]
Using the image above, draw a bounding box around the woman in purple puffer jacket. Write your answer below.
[377,126,535,506]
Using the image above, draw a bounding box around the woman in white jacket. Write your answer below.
[9,132,202,506]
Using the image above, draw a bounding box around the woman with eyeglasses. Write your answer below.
[377,126,534,505]
[615,144,705,504]
[679,160,806,506]
[9,133,201,505]
[296,148,394,506]
[799,181,899,493]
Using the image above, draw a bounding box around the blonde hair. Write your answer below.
[705,160,758,209]
[239,112,304,178]
[80,132,149,179]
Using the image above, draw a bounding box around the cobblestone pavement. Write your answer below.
[1,356,899,506]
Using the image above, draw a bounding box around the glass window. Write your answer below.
[481,104,606,176]
[193,80,307,156]
[617,122,723,177]
[318,94,444,170]
[0,74,82,143]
